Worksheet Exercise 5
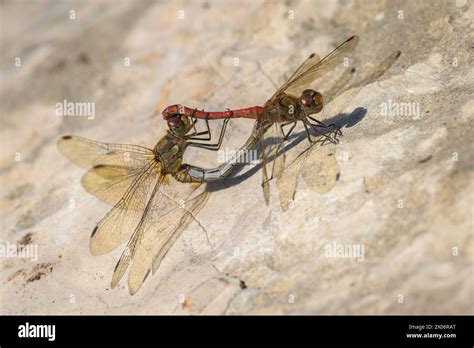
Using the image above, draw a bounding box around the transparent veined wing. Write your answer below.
[274,52,321,95]
[58,135,156,206]
[299,143,339,194]
[337,50,401,102]
[321,66,356,107]
[276,141,340,211]
[81,164,152,207]
[89,161,159,256]
[57,135,153,169]
[151,191,209,273]
[259,122,285,205]
[321,50,401,120]
[274,36,359,98]
[275,148,304,212]
[111,178,210,295]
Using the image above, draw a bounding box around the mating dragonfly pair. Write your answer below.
[59,36,400,294]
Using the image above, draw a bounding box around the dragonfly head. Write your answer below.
[300,89,323,115]
[166,114,193,137]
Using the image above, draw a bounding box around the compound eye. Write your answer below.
[300,89,316,106]
[313,92,322,106]
[167,115,181,128]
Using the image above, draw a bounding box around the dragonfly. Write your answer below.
[274,48,402,210]
[162,36,360,205]
[58,113,231,295]
[164,37,401,210]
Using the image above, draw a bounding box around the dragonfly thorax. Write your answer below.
[266,90,323,122]
[153,135,187,176]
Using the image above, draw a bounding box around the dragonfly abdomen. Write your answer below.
[163,104,264,120]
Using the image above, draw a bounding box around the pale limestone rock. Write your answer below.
[1,0,472,314]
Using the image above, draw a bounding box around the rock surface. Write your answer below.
[1,0,473,314]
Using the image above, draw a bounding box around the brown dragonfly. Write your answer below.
[58,114,231,294]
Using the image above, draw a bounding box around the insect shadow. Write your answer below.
[205,106,367,193]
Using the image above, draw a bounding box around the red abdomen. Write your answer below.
[162,104,264,120]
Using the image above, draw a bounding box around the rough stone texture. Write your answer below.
[1,0,473,314]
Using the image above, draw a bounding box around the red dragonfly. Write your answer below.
[163,36,360,138]
[162,36,359,204]
[163,36,401,209]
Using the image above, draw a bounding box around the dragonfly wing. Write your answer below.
[321,50,401,120]
[350,50,401,91]
[275,143,308,211]
[271,127,286,180]
[260,124,284,205]
[89,161,159,256]
[81,164,150,207]
[275,140,338,211]
[272,52,321,96]
[260,140,271,205]
[300,143,340,193]
[275,160,301,212]
[322,66,356,107]
[59,135,155,205]
[58,135,153,169]
[150,191,209,273]
[112,182,209,295]
[110,177,160,293]
[282,36,359,97]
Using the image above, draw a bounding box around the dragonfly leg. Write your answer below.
[307,116,334,131]
[187,130,211,138]
[306,117,340,145]
[187,118,230,151]
[186,117,212,140]
[307,116,343,138]
[185,115,205,137]
[304,120,336,145]
[191,117,204,137]
[280,121,297,142]
[303,120,317,144]
[308,122,338,145]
